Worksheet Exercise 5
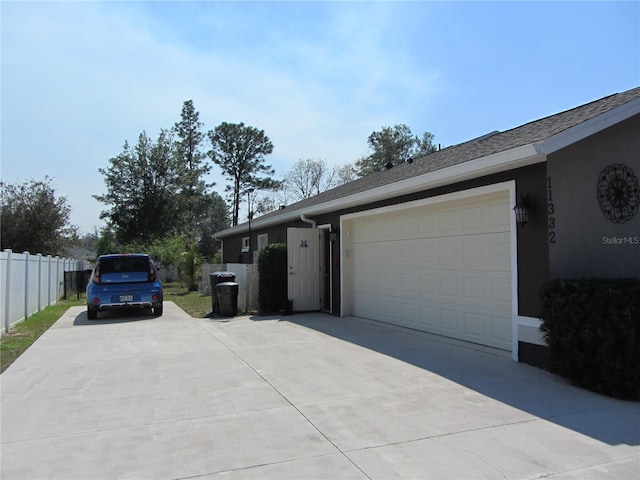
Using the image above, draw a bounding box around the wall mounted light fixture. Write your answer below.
[513,194,531,227]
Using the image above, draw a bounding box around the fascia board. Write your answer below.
[215,143,543,238]
[540,98,640,155]
[300,143,542,216]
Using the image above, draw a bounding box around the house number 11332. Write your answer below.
[547,177,556,244]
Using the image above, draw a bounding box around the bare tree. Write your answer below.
[254,159,358,215]
[285,158,337,200]
[333,162,358,185]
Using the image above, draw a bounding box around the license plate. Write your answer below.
[119,295,133,302]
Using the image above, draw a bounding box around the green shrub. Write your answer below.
[258,244,287,313]
[540,278,640,400]
[180,242,202,291]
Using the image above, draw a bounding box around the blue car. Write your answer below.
[86,254,163,320]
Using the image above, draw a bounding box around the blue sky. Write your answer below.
[2,1,639,235]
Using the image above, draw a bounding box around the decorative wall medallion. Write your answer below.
[596,163,639,224]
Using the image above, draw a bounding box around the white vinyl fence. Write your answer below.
[1,249,92,332]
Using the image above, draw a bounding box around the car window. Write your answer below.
[98,257,152,283]
[100,257,149,275]
[100,259,116,274]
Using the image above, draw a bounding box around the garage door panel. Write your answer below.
[490,237,511,269]
[399,215,418,237]
[491,315,513,348]
[418,274,439,296]
[439,275,459,299]
[418,239,438,265]
[398,274,418,295]
[463,276,486,300]
[439,308,461,334]
[399,240,417,264]
[462,205,485,229]
[418,212,436,235]
[356,196,510,239]
[417,304,439,328]
[438,208,460,232]
[464,311,488,340]
[438,238,459,267]
[350,191,513,351]
[462,237,488,269]
[490,276,512,304]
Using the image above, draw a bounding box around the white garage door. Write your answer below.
[349,191,513,351]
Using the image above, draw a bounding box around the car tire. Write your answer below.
[87,306,98,320]
[153,306,163,317]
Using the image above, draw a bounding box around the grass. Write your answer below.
[163,282,213,318]
[0,283,212,373]
[1,297,84,373]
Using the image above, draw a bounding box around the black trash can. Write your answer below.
[209,272,236,314]
[216,282,239,317]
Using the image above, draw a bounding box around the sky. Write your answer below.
[2,1,639,235]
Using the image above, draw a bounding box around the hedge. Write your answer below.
[539,278,640,400]
[258,244,288,314]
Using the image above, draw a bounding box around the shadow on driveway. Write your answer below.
[73,308,159,326]
[280,313,640,447]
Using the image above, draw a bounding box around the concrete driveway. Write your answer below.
[1,302,638,479]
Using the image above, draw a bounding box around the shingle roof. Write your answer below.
[219,86,640,236]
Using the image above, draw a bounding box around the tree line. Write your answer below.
[1,98,436,268]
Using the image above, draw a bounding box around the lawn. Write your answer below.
[0,284,212,373]
[163,282,213,318]
[1,298,85,373]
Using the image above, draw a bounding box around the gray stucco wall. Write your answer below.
[547,114,640,278]
[221,165,550,318]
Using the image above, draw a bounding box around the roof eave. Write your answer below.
[541,97,640,155]
[215,143,544,238]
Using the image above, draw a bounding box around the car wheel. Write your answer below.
[153,306,163,317]
[87,306,98,320]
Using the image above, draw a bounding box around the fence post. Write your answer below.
[4,249,12,333]
[37,253,43,310]
[24,251,30,321]
[47,255,52,306]
[56,256,61,301]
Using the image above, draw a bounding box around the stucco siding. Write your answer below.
[547,114,640,278]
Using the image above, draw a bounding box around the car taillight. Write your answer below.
[152,294,159,301]
[149,263,157,281]
[92,260,101,284]
[92,298,100,304]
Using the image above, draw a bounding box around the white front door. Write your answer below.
[288,227,321,311]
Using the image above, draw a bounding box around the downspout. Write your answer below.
[300,213,317,228]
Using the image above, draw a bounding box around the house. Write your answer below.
[215,87,640,367]
[64,245,98,262]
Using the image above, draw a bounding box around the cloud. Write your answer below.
[1,1,442,232]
